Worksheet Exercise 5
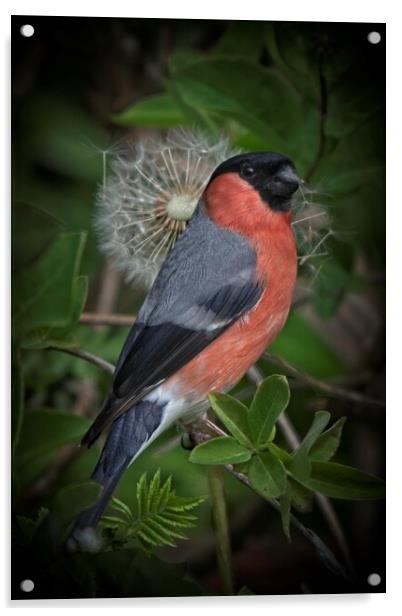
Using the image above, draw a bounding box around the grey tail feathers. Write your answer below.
[67,400,165,550]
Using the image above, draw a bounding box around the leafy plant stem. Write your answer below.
[48,343,355,576]
[207,466,235,595]
[247,365,355,576]
[189,420,349,580]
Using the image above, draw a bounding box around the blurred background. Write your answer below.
[12,16,385,599]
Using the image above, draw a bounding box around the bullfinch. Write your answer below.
[70,151,300,544]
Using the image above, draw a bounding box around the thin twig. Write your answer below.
[46,346,115,375]
[247,364,354,576]
[263,352,385,408]
[80,312,135,327]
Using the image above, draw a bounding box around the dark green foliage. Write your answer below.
[12,20,384,597]
[189,376,385,539]
[13,231,88,349]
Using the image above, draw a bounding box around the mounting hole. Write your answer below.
[20,24,35,38]
[20,579,34,592]
[367,573,381,587]
[367,31,381,45]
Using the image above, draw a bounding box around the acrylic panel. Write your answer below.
[11,16,385,600]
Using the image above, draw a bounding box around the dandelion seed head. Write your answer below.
[291,181,334,289]
[95,129,334,292]
[95,128,238,288]
[166,194,199,221]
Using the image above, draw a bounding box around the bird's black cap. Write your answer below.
[209,151,300,212]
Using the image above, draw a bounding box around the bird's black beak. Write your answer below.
[269,165,300,198]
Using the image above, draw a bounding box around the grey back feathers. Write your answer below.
[81,202,262,447]
[137,202,259,325]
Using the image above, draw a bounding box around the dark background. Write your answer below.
[12,16,385,599]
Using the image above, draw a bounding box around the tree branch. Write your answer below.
[80,312,134,327]
[263,352,385,408]
[46,346,115,375]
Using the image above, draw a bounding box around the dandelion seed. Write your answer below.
[292,182,335,287]
[95,128,238,288]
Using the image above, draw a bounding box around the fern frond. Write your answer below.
[111,497,133,522]
[100,470,205,553]
[136,471,205,550]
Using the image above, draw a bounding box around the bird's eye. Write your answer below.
[241,164,256,179]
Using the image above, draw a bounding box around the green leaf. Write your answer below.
[167,494,205,512]
[22,275,88,350]
[248,452,287,498]
[112,93,187,127]
[148,468,162,512]
[189,436,252,465]
[248,375,290,448]
[53,481,102,526]
[154,475,172,512]
[208,392,253,448]
[288,411,331,480]
[16,408,91,468]
[297,411,331,456]
[111,497,133,522]
[297,461,385,500]
[169,56,303,148]
[100,515,129,529]
[213,21,265,60]
[310,417,346,462]
[167,81,220,134]
[13,231,87,342]
[265,22,320,100]
[266,442,292,465]
[288,477,313,513]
